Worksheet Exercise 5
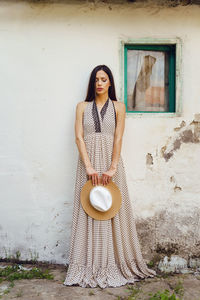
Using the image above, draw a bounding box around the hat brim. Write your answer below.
[80,179,122,220]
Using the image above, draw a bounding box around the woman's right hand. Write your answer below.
[86,166,100,186]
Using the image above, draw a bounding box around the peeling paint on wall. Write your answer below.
[146,153,153,165]
[174,120,186,131]
[169,176,182,192]
[161,114,200,161]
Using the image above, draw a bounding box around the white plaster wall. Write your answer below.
[0,1,200,264]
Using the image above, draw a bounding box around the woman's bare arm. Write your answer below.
[75,102,100,185]
[102,101,126,185]
[110,102,126,169]
[75,102,92,169]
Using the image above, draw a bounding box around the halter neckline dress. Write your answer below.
[64,98,156,288]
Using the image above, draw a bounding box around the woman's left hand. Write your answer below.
[102,167,117,186]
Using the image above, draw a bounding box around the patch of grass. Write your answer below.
[147,261,154,268]
[147,254,162,268]
[117,277,184,300]
[166,278,184,299]
[173,280,184,297]
[3,288,11,295]
[9,281,15,288]
[0,264,54,283]
[159,271,175,279]
[89,290,95,295]
[16,288,23,297]
[148,289,180,300]
[124,284,141,300]
[15,251,21,260]
[0,281,15,298]
[0,264,54,299]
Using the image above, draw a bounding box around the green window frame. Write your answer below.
[124,43,176,114]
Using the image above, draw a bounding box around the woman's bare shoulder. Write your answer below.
[76,101,89,113]
[112,100,125,113]
[76,101,88,108]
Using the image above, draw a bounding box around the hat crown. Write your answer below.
[89,185,112,212]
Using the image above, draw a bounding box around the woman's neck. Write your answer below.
[95,94,109,105]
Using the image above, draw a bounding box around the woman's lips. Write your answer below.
[97,88,103,90]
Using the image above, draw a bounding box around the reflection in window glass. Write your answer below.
[127,50,170,112]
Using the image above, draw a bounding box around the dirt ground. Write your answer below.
[1,262,200,300]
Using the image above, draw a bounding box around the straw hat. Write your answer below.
[80,179,122,220]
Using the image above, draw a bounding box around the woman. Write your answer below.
[64,65,156,288]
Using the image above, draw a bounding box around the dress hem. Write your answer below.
[63,261,156,289]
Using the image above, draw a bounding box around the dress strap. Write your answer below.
[92,100,101,133]
[111,100,117,128]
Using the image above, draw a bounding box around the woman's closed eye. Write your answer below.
[96,78,107,82]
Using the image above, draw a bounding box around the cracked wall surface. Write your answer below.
[132,115,200,261]
[0,0,200,264]
[161,114,200,162]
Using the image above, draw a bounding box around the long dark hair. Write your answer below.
[84,65,118,102]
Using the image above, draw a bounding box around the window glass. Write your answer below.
[124,44,176,113]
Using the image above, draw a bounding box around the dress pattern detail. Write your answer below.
[92,97,110,132]
[64,98,156,288]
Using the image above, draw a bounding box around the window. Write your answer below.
[122,40,180,114]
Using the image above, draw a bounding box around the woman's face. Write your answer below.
[95,70,111,95]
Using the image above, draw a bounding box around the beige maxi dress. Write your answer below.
[64,98,156,288]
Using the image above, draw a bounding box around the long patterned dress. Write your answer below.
[63,97,156,288]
